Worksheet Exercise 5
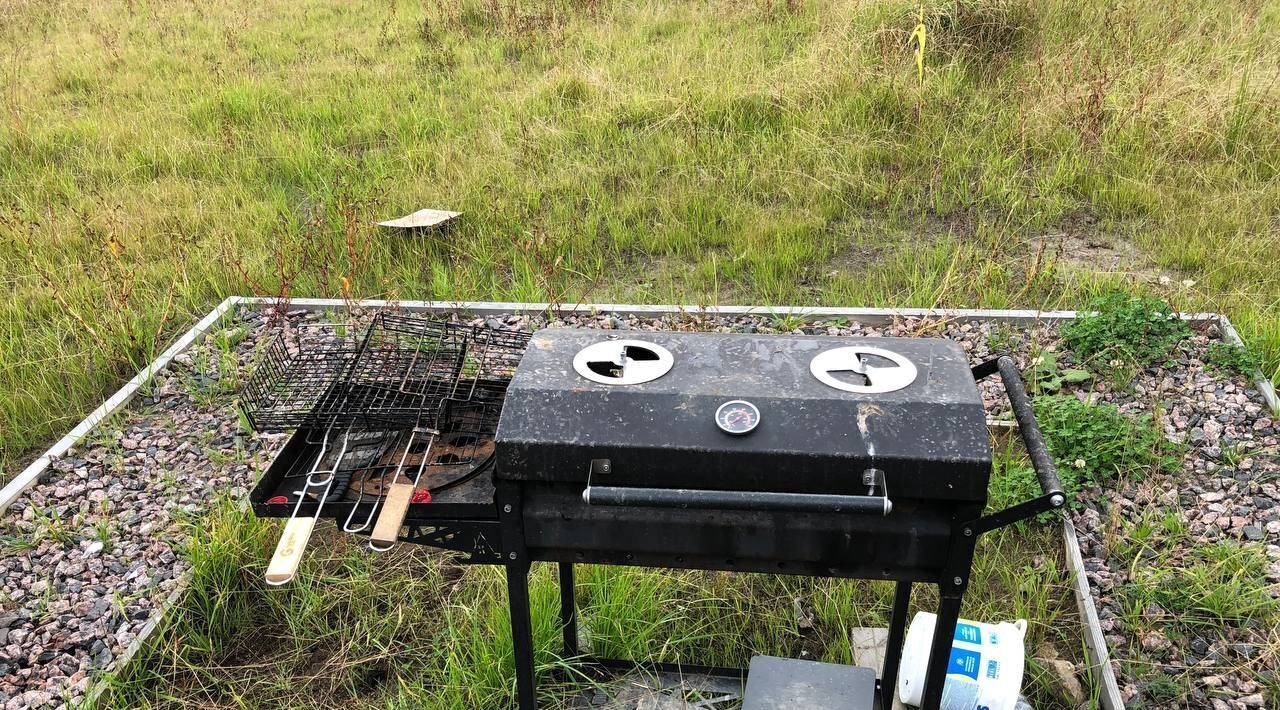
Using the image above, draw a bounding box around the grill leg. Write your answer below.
[506,559,538,710]
[879,580,912,708]
[919,590,963,710]
[498,480,537,710]
[558,562,579,657]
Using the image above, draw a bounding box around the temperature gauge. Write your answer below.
[715,400,761,436]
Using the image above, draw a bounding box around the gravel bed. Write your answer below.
[1063,329,1280,708]
[0,312,288,709]
[2,305,1276,709]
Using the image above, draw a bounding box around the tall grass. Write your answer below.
[3,0,1279,479]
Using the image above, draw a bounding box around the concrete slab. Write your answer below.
[742,655,875,709]
[850,627,908,710]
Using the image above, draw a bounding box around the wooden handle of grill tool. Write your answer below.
[265,516,317,586]
[370,482,415,549]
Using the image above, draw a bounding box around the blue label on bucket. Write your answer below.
[954,622,982,645]
[986,659,1000,679]
[949,647,981,680]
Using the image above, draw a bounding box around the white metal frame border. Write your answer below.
[6,295,1277,710]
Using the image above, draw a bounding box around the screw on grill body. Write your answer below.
[963,527,973,537]
[509,552,517,560]
[953,576,963,586]
[503,504,513,513]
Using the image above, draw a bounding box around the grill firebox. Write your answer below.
[249,322,1065,710]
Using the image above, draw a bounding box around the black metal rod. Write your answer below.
[920,591,964,710]
[996,356,1065,502]
[582,486,891,515]
[506,560,537,710]
[558,562,578,657]
[880,581,913,707]
[497,480,538,710]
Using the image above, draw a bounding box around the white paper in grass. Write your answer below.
[376,208,461,230]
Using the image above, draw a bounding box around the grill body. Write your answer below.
[489,329,1005,710]
[494,330,992,580]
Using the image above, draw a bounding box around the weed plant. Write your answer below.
[1031,395,1181,500]
[1060,292,1191,370]
[1205,341,1263,378]
[1025,349,1091,395]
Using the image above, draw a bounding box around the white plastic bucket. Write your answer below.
[897,611,1027,710]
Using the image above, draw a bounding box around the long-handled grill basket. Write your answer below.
[239,320,370,431]
[242,312,530,581]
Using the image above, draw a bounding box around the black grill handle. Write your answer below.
[995,356,1065,502]
[583,486,893,516]
[970,355,1067,533]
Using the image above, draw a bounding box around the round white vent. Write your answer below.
[809,346,918,394]
[572,340,674,385]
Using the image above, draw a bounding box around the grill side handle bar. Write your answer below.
[970,355,1067,533]
[583,486,893,516]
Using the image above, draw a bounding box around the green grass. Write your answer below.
[3,0,1280,479]
[1114,515,1278,632]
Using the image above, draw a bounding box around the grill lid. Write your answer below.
[496,329,993,501]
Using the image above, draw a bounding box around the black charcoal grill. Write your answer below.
[249,322,1065,710]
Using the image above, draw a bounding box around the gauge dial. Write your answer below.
[715,400,760,435]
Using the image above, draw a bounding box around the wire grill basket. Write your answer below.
[241,313,531,432]
[240,321,369,431]
[346,314,471,429]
